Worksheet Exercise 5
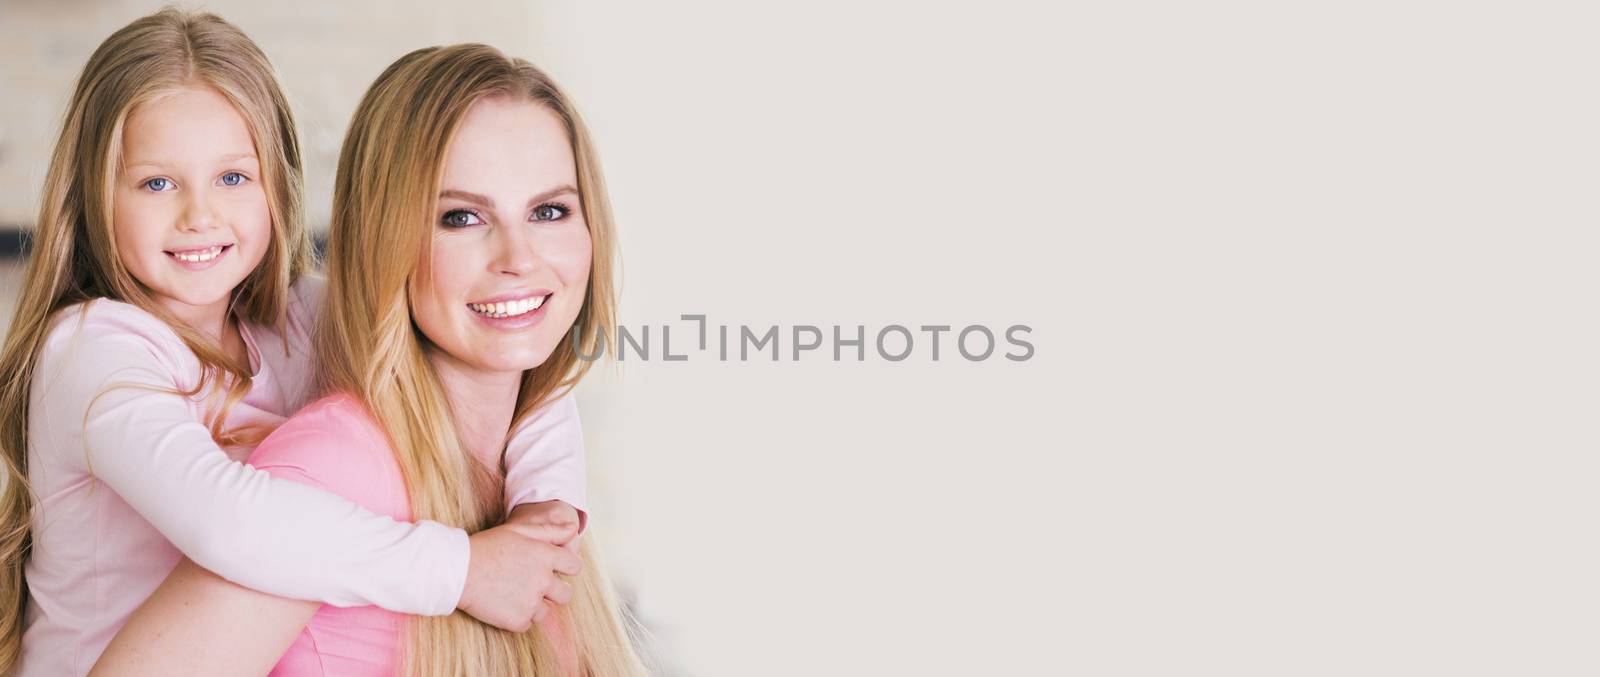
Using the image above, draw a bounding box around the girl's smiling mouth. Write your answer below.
[163,243,233,268]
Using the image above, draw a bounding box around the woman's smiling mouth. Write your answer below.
[467,292,550,319]
[465,291,553,331]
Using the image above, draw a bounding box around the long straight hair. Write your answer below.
[0,9,310,672]
[316,43,641,676]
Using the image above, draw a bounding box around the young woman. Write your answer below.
[0,11,589,675]
[93,44,647,676]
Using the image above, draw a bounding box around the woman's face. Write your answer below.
[410,96,592,379]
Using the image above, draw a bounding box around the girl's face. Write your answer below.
[113,86,272,327]
[410,96,592,379]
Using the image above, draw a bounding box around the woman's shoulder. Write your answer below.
[247,393,406,516]
[250,393,387,464]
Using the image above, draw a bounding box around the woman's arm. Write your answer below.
[88,559,316,677]
[90,393,585,675]
[91,526,581,676]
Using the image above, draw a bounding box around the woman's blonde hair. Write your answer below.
[0,8,310,671]
[317,43,640,676]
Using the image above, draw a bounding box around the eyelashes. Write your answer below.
[442,209,485,228]
[439,201,575,229]
[138,171,253,193]
[531,203,571,222]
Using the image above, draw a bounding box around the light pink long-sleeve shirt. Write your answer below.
[17,278,588,676]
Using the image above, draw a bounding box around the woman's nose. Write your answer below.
[492,222,539,276]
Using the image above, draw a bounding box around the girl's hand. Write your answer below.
[459,523,581,631]
[509,500,584,555]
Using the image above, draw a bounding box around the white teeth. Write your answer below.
[172,245,224,263]
[468,294,549,319]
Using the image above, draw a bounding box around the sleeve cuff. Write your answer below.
[421,519,472,616]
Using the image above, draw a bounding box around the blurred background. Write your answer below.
[5,1,1600,676]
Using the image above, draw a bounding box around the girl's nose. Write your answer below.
[179,190,220,233]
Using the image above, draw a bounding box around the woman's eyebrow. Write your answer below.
[525,184,578,208]
[439,189,495,208]
[439,185,579,210]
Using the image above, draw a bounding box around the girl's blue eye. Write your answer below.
[143,177,173,192]
[441,209,485,228]
[220,172,245,186]
[532,203,570,222]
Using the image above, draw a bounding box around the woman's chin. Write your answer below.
[456,345,558,376]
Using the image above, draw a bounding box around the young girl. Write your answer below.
[0,11,592,676]
[92,43,645,676]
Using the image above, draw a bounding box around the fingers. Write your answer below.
[530,599,550,625]
[509,521,581,546]
[545,579,574,606]
[553,548,582,576]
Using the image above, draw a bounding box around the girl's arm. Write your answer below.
[503,391,589,534]
[43,304,465,614]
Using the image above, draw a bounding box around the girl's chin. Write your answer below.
[152,290,239,314]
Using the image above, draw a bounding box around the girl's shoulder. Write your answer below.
[46,297,180,341]
[39,298,190,373]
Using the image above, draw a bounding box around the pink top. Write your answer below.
[18,278,588,677]
[252,394,573,676]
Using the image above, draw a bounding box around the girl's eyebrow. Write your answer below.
[437,185,579,210]
[122,151,259,171]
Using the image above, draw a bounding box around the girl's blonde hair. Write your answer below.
[0,9,310,671]
[317,43,641,676]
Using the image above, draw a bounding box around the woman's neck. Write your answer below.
[426,350,522,468]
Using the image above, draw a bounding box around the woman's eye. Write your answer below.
[219,172,246,186]
[441,209,485,228]
[532,203,570,222]
[143,177,173,192]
